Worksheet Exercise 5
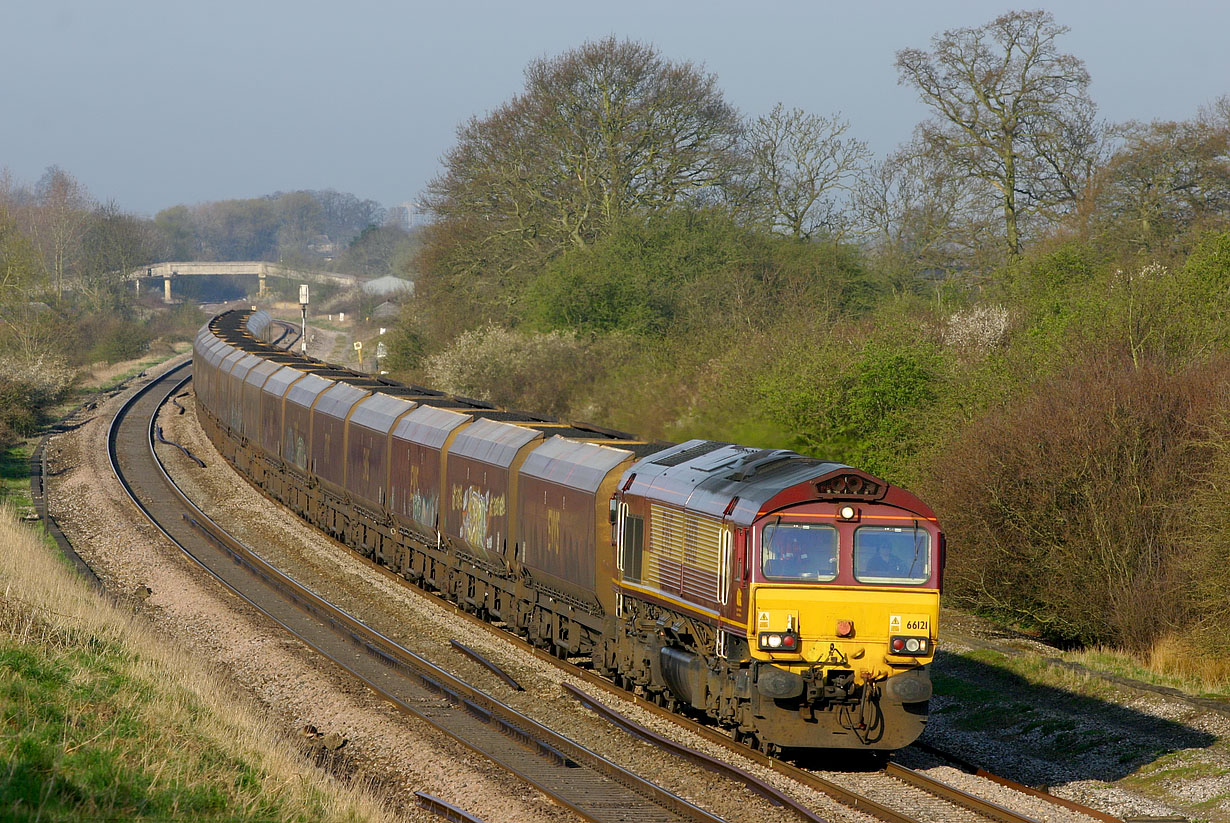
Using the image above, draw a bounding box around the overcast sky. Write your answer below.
[2,1,1225,217]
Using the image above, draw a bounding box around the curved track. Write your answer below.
[97,353,1119,823]
[106,363,725,823]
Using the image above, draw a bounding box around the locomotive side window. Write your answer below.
[853,526,931,585]
[761,523,837,581]
[622,514,644,582]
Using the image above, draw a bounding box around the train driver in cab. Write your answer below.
[763,525,837,581]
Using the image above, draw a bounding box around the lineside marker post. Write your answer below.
[299,284,309,357]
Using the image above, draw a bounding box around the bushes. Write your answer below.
[88,320,150,364]
[930,351,1230,650]
[422,324,609,418]
[525,210,874,337]
[0,352,76,448]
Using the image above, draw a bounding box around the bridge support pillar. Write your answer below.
[164,276,173,304]
[259,273,267,297]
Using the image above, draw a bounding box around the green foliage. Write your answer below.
[525,210,875,337]
[421,324,611,418]
[1182,229,1230,293]
[753,331,944,478]
[87,320,150,365]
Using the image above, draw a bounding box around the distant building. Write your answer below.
[372,301,400,321]
[361,275,414,298]
[388,201,429,231]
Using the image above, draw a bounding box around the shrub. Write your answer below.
[422,324,606,418]
[0,351,76,447]
[88,320,150,364]
[929,350,1230,650]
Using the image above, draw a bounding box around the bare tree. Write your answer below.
[0,205,41,300]
[31,166,92,300]
[896,10,1101,256]
[78,201,157,309]
[745,105,869,240]
[854,140,998,291]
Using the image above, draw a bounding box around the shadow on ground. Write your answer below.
[907,648,1218,786]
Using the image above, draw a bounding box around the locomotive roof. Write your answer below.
[520,435,635,493]
[619,439,853,527]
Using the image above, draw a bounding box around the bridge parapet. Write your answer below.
[129,261,360,287]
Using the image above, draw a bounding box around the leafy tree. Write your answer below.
[310,189,384,244]
[424,37,743,295]
[153,204,199,260]
[1088,106,1230,251]
[745,104,869,240]
[0,206,41,300]
[896,10,1101,256]
[337,224,417,276]
[273,191,324,260]
[78,201,157,311]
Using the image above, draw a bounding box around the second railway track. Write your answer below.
[92,348,1124,823]
[107,362,726,823]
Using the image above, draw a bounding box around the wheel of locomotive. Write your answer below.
[758,737,780,758]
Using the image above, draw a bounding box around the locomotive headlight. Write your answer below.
[758,631,800,652]
[905,638,921,653]
[837,505,859,522]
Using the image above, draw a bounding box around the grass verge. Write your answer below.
[0,506,396,822]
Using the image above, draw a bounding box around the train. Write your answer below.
[193,308,943,755]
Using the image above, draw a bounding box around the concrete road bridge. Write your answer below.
[129,261,361,302]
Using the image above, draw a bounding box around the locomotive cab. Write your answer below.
[744,502,940,747]
[612,440,942,752]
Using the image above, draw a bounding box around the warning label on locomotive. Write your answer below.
[889,614,930,634]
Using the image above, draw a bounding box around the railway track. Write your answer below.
[214,454,1116,823]
[230,466,1114,823]
[100,353,1121,823]
[106,363,725,823]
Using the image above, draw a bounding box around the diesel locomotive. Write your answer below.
[193,308,943,754]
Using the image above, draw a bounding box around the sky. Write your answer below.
[2,1,1226,218]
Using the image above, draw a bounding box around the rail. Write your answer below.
[106,365,725,823]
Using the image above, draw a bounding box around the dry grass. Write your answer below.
[79,342,193,391]
[1070,634,1230,699]
[0,506,400,822]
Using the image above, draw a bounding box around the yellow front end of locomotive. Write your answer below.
[749,584,939,683]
